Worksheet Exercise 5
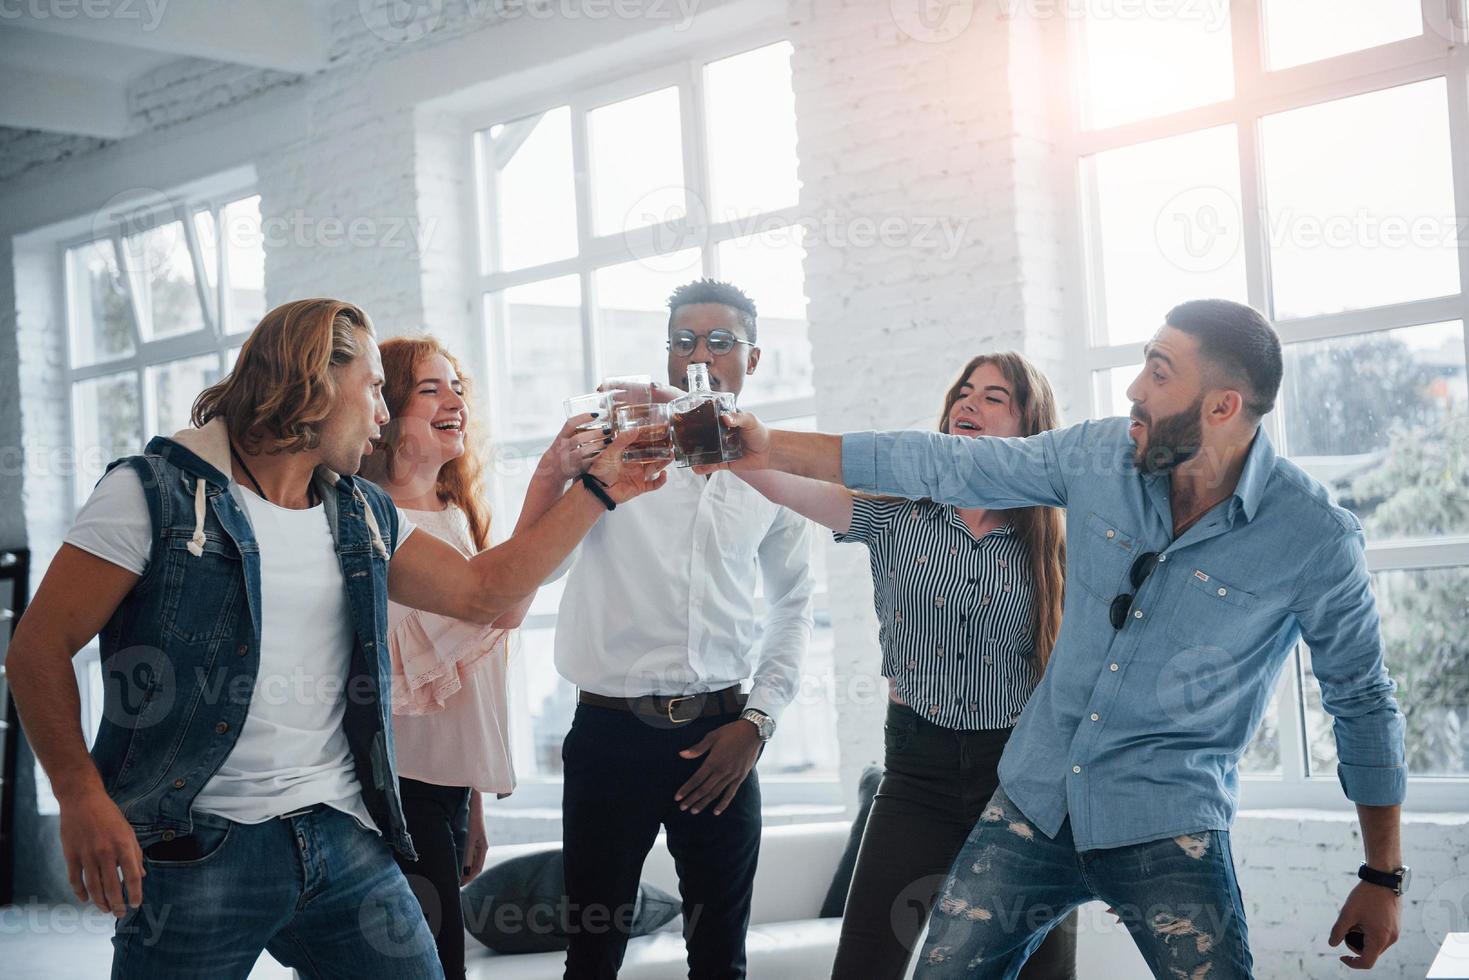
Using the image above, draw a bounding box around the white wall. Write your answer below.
[0,2,1464,977]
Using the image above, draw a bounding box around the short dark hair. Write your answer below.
[1165,299,1283,419]
[667,278,758,344]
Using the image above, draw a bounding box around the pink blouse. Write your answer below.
[388,504,516,796]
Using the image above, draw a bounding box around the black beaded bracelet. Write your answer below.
[580,472,617,511]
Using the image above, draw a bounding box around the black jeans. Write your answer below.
[395,777,472,980]
[831,702,1078,980]
[561,703,762,980]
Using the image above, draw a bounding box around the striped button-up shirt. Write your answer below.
[836,496,1039,730]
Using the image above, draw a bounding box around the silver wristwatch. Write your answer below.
[740,708,775,742]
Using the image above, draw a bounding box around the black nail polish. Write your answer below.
[604,436,614,445]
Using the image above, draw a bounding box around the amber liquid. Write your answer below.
[672,400,744,466]
[622,422,674,462]
[672,401,726,466]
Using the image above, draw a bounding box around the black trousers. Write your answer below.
[831,702,1078,980]
[395,776,472,980]
[561,703,762,980]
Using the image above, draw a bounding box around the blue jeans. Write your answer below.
[111,805,444,980]
[915,787,1253,980]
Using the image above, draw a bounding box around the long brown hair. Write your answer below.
[192,298,375,454]
[937,353,1066,672]
[368,336,493,552]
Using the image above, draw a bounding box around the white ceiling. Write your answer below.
[0,0,333,139]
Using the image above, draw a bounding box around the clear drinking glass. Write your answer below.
[602,373,654,408]
[564,391,616,431]
[615,402,675,463]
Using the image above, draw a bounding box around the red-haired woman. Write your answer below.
[361,335,658,978]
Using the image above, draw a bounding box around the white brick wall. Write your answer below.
[0,2,1464,976]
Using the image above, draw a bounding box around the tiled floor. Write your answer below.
[0,905,292,979]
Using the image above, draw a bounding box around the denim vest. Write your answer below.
[90,419,416,859]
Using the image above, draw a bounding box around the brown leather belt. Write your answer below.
[578,685,747,726]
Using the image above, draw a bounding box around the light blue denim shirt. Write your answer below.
[842,417,1406,851]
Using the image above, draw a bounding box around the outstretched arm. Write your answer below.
[735,468,854,535]
[390,428,667,623]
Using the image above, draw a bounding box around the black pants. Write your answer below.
[831,702,1078,980]
[395,776,472,980]
[561,703,762,980]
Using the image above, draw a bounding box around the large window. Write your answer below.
[1073,2,1469,807]
[470,41,839,799]
[65,191,265,506]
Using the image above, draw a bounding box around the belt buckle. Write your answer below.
[666,695,698,724]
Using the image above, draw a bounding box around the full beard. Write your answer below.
[1134,397,1205,475]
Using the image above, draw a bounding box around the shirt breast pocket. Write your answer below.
[160,532,243,644]
[1073,512,1141,603]
[1166,568,1258,647]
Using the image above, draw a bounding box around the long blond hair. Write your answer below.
[368,336,493,552]
[192,298,375,454]
[936,353,1066,672]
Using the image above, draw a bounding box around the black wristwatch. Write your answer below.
[1357,864,1410,896]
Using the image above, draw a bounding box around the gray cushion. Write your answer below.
[462,849,680,955]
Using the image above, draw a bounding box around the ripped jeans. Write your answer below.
[915,787,1253,980]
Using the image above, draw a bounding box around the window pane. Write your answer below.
[1263,0,1423,70]
[1299,642,1338,776]
[759,615,838,778]
[1080,3,1234,129]
[704,42,799,222]
[147,354,221,437]
[1088,126,1248,344]
[483,107,578,272]
[1260,80,1460,320]
[590,87,685,238]
[72,372,141,508]
[1093,365,1141,418]
[123,220,205,340]
[193,209,219,322]
[507,627,576,778]
[594,251,699,381]
[221,196,266,333]
[1303,566,1469,777]
[488,275,584,443]
[66,242,135,367]
[1279,321,1468,538]
[1239,666,1285,775]
[716,228,812,404]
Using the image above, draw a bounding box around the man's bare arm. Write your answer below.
[1328,804,1403,970]
[7,544,147,914]
[693,413,845,484]
[390,427,668,622]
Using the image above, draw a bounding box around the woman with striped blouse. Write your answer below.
[736,353,1076,979]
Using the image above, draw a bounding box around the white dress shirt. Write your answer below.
[554,467,815,721]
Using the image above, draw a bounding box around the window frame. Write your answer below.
[463,31,840,808]
[1066,0,1469,812]
[58,184,261,751]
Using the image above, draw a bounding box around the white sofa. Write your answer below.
[464,821,850,979]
